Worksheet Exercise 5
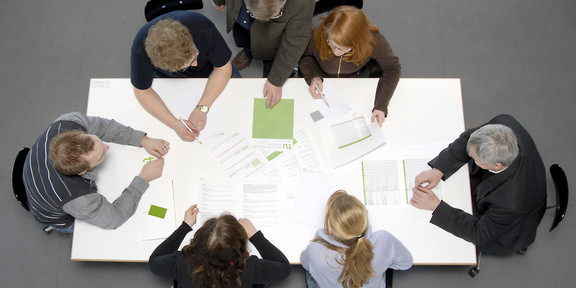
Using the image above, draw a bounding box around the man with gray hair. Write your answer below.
[411,114,546,254]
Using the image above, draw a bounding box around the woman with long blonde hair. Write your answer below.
[298,6,401,127]
[301,190,412,288]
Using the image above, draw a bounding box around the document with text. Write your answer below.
[198,178,280,235]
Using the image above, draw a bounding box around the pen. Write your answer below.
[179,117,203,144]
[314,83,330,108]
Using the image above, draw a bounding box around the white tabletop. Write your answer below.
[72,78,476,265]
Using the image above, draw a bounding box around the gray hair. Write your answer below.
[466,124,519,166]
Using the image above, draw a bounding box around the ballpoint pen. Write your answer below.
[314,83,330,108]
[179,117,203,144]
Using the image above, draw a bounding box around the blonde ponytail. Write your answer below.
[313,190,375,288]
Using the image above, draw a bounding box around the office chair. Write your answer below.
[12,147,30,211]
[548,164,568,231]
[314,0,363,16]
[12,147,54,234]
[469,163,569,277]
[144,0,203,22]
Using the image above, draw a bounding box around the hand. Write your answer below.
[211,0,225,11]
[410,186,441,211]
[414,168,443,189]
[308,77,323,99]
[371,109,386,127]
[173,118,199,142]
[188,108,207,133]
[141,136,170,158]
[138,158,164,183]
[263,80,282,109]
[183,204,200,227]
[238,218,258,238]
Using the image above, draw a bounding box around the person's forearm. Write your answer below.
[134,87,180,130]
[197,62,232,108]
[62,176,149,229]
[56,112,145,146]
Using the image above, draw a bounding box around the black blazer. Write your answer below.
[428,114,547,254]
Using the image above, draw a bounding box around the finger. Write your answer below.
[266,94,272,108]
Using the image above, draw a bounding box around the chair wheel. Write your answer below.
[468,266,480,277]
[43,226,53,235]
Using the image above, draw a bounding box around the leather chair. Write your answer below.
[12,147,54,234]
[145,0,204,22]
[12,147,30,211]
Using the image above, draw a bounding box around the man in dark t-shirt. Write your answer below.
[131,11,233,142]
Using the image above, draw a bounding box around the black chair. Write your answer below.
[469,163,569,277]
[385,268,393,288]
[314,0,363,16]
[145,0,204,22]
[548,164,568,231]
[12,147,30,211]
[12,147,54,234]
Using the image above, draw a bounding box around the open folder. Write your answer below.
[324,116,386,168]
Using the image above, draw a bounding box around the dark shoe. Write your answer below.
[232,50,252,70]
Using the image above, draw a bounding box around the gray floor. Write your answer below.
[1,0,575,287]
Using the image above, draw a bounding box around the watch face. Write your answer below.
[199,105,209,113]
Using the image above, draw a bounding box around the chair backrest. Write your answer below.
[12,147,30,211]
[549,164,568,231]
[144,0,204,22]
[314,0,364,16]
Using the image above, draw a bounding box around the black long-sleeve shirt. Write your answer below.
[149,222,291,287]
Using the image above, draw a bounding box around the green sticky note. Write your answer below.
[148,205,167,219]
[252,98,294,140]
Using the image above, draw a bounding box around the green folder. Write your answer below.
[148,205,167,219]
[252,98,294,140]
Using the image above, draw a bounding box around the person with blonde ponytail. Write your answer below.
[301,190,412,288]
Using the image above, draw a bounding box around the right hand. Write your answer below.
[173,118,199,142]
[308,77,323,99]
[414,168,444,189]
[238,218,258,238]
[138,158,165,183]
[183,204,200,227]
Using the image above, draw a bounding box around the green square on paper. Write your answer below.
[148,205,167,219]
[252,98,294,140]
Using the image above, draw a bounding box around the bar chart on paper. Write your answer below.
[362,157,443,206]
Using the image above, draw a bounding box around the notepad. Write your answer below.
[252,98,294,140]
[148,205,167,219]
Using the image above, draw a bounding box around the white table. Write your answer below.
[72,78,475,265]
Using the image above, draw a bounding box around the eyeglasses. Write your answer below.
[326,39,352,54]
[249,5,283,20]
[179,50,200,72]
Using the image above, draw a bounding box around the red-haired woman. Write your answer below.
[299,6,401,127]
[149,204,291,287]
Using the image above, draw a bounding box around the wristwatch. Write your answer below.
[196,105,209,113]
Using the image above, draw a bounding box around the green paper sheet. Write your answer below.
[148,205,167,219]
[252,98,294,140]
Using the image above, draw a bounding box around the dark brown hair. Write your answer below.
[182,214,249,287]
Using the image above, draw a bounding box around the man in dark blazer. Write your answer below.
[410,114,547,254]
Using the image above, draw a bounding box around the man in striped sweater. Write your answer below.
[22,112,169,233]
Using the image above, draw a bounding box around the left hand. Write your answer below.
[183,204,200,227]
[371,109,386,127]
[188,108,207,133]
[263,80,282,109]
[410,186,441,211]
[141,136,170,158]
